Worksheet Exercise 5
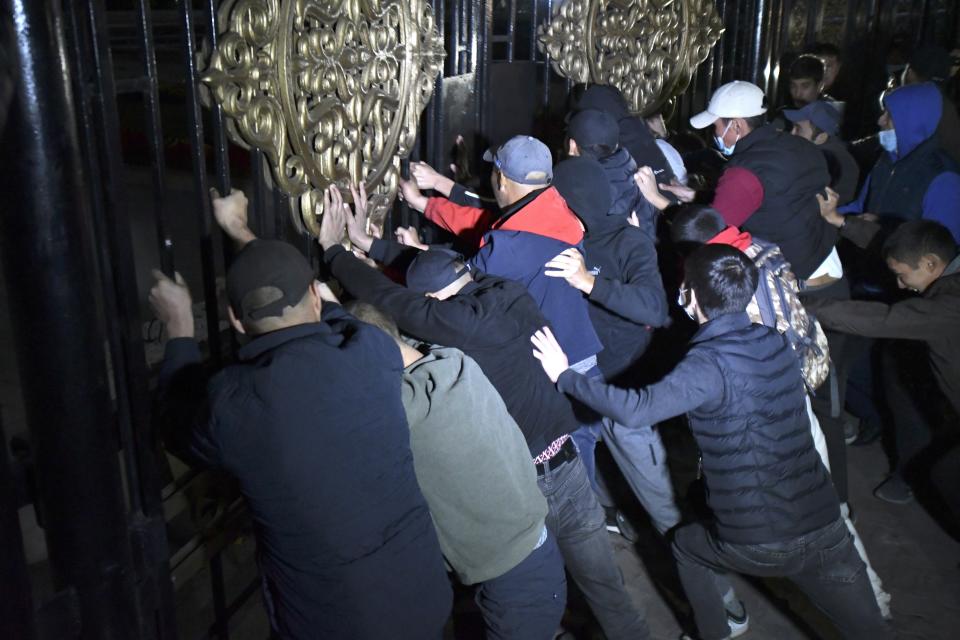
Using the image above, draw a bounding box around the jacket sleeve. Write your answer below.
[556,350,723,427]
[447,182,490,209]
[711,167,765,227]
[838,173,870,214]
[803,294,960,341]
[922,172,960,242]
[156,338,222,468]
[325,244,484,347]
[423,196,496,250]
[368,237,422,271]
[838,215,882,249]
[588,234,669,328]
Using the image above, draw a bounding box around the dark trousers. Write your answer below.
[672,518,889,640]
[537,454,651,640]
[475,530,567,640]
[801,277,851,502]
[881,340,936,476]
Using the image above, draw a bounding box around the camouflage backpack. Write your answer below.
[743,238,831,391]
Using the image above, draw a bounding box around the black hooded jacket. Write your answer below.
[576,85,676,186]
[553,158,669,380]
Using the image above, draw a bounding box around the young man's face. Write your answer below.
[790,119,818,142]
[821,55,840,90]
[789,78,822,106]
[886,256,941,293]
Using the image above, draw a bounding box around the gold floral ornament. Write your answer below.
[200,0,445,237]
[539,0,723,116]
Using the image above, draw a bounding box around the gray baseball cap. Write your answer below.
[482,135,553,185]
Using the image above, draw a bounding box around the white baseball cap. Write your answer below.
[690,81,767,129]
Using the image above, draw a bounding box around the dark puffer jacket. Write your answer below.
[557,312,839,544]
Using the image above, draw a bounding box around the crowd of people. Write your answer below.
[147,43,959,640]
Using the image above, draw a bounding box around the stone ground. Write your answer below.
[161,436,960,640]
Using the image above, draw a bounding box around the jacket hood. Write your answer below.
[553,157,623,234]
[577,85,631,120]
[884,82,943,159]
[492,186,584,246]
[707,226,753,251]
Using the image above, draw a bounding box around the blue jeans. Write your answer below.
[673,518,889,640]
[537,454,650,640]
[571,418,681,534]
[475,529,567,640]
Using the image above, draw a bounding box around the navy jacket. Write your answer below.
[841,82,960,243]
[158,306,451,639]
[599,147,659,241]
[326,243,580,457]
[557,313,839,544]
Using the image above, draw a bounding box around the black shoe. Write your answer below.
[604,507,639,543]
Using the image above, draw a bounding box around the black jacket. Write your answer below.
[728,124,837,279]
[584,225,669,380]
[576,85,676,185]
[325,243,579,457]
[558,312,839,544]
[158,307,451,639]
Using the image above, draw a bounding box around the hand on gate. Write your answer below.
[345,183,375,253]
[398,177,429,212]
[531,327,569,384]
[320,186,348,251]
[544,248,595,294]
[211,188,256,247]
[410,161,455,197]
[148,270,194,339]
[394,226,428,251]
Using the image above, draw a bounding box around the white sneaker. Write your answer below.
[726,600,749,637]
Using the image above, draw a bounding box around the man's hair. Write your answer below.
[239,286,314,335]
[576,142,618,160]
[789,54,826,83]
[670,206,727,249]
[882,220,957,267]
[721,114,767,132]
[343,301,401,341]
[684,244,759,319]
[810,43,841,59]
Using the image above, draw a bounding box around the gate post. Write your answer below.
[0,0,140,637]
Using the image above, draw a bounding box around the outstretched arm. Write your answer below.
[532,326,720,427]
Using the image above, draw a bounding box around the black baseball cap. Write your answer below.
[226,239,315,321]
[568,109,620,150]
[405,249,470,294]
[908,45,952,83]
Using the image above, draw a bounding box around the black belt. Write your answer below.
[535,438,577,476]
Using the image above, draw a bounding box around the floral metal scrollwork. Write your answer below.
[538,0,723,116]
[201,0,445,237]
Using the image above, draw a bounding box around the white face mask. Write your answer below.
[878,128,897,154]
[714,120,739,156]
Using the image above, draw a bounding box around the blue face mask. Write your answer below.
[714,120,739,156]
[878,129,897,154]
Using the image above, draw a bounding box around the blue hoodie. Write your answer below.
[840,82,960,241]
